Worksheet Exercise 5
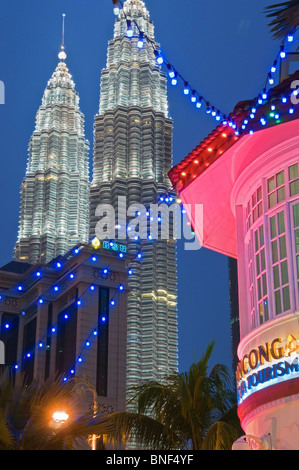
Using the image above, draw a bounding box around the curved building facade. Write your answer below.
[169,70,299,449]
[232,122,299,449]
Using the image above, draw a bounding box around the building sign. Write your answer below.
[91,237,127,253]
[236,334,299,404]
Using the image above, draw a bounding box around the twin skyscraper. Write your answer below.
[14,0,178,393]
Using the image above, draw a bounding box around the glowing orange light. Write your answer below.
[208,147,213,152]
[181,172,186,176]
[194,159,199,164]
[52,411,69,423]
[222,133,227,138]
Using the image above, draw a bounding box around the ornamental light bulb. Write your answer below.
[183,82,189,95]
[126,20,133,38]
[137,32,144,49]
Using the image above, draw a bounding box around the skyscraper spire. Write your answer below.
[58,13,67,61]
[14,18,90,265]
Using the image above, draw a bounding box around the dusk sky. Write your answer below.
[0,0,280,374]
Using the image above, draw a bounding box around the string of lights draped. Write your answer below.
[0,189,180,380]
[1,243,143,380]
[239,35,299,135]
[2,2,296,381]
[112,0,297,135]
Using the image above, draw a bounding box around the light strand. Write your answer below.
[112,1,297,135]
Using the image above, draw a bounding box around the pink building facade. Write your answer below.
[169,72,299,449]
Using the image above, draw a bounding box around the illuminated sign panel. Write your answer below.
[91,237,127,253]
[236,334,299,404]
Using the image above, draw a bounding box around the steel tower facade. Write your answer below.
[90,0,178,397]
[14,47,90,265]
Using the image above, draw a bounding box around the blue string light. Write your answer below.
[2,242,148,376]
[1,185,181,378]
[112,1,297,136]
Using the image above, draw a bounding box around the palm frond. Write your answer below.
[109,411,183,450]
[0,409,14,449]
[201,420,241,450]
[264,1,299,40]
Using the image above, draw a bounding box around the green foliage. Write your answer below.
[0,343,243,451]
[265,1,299,40]
[0,371,118,450]
[110,341,243,450]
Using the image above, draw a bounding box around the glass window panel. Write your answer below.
[268,176,275,192]
[273,265,280,289]
[272,240,278,263]
[261,248,266,271]
[297,255,299,279]
[283,286,290,311]
[279,236,287,260]
[289,163,298,180]
[255,230,259,252]
[276,170,285,187]
[257,277,262,300]
[275,290,282,315]
[264,299,269,321]
[259,302,263,324]
[262,273,267,295]
[258,202,263,217]
[259,225,264,246]
[256,254,260,275]
[295,229,299,253]
[290,180,299,196]
[268,193,276,208]
[277,186,285,203]
[252,193,256,206]
[257,186,262,201]
[293,204,299,228]
[278,212,285,234]
[281,260,289,285]
[270,216,276,238]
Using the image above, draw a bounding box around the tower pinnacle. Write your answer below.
[58,13,67,61]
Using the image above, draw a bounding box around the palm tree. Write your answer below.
[0,372,117,450]
[265,1,299,40]
[110,341,243,450]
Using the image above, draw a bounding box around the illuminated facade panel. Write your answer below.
[90,0,178,402]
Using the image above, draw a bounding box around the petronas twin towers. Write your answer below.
[14,0,178,389]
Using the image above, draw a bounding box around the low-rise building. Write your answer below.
[0,241,129,417]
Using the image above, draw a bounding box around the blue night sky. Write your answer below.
[0,0,280,375]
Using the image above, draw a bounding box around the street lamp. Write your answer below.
[52,410,69,424]
[112,0,121,16]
